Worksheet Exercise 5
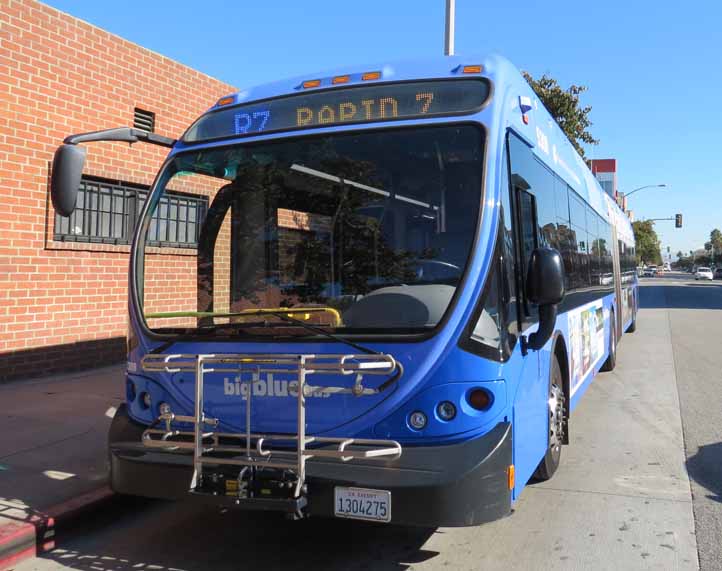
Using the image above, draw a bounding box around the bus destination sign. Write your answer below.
[183,79,489,143]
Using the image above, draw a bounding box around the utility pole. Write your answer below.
[444,0,455,56]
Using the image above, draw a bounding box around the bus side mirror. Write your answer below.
[51,144,87,217]
[50,127,175,217]
[526,247,565,351]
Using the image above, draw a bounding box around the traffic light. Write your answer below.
[675,213,682,228]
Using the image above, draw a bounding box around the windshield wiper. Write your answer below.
[234,309,380,356]
[153,311,381,357]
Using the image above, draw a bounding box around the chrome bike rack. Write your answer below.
[139,353,403,514]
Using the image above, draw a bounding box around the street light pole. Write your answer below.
[444,0,455,56]
[620,183,667,198]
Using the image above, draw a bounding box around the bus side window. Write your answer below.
[508,133,545,322]
[464,148,514,360]
[499,141,519,346]
[518,189,538,268]
[569,193,589,289]
[554,178,574,291]
[469,252,503,355]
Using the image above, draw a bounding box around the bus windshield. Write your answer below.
[137,125,484,336]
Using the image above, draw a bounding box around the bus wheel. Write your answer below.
[601,311,617,371]
[533,358,565,481]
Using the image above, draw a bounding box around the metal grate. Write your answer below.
[145,190,208,248]
[133,108,155,133]
[54,176,207,247]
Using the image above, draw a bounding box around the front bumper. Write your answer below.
[109,404,512,527]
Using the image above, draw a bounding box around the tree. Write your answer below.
[633,220,662,265]
[522,72,599,158]
[710,228,722,262]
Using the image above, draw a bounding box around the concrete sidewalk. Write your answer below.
[0,365,123,567]
[411,299,699,569]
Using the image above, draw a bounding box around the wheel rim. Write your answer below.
[611,317,616,355]
[548,381,565,456]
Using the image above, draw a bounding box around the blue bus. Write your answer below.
[50,54,637,527]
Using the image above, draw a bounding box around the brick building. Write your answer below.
[0,0,235,381]
[589,159,618,199]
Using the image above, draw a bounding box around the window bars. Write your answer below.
[54,176,207,247]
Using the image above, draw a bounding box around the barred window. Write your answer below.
[143,190,207,248]
[54,176,207,248]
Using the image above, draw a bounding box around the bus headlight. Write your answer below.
[408,411,427,430]
[141,392,152,409]
[436,401,457,421]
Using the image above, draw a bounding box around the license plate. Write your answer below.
[334,487,391,523]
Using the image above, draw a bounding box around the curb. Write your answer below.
[0,521,36,571]
[0,486,114,570]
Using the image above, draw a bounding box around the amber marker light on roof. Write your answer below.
[217,96,235,106]
[332,75,350,85]
[462,65,483,74]
[302,79,321,89]
[361,71,381,81]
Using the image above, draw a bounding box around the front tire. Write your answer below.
[533,357,565,481]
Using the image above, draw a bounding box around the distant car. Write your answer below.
[695,267,714,280]
[715,268,722,280]
[643,266,657,277]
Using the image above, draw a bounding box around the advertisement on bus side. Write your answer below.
[568,300,605,394]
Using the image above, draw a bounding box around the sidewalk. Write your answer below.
[0,364,124,568]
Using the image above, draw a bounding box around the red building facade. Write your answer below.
[0,0,235,381]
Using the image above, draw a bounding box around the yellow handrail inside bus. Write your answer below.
[145,306,342,327]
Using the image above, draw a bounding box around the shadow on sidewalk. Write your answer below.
[0,497,47,528]
[640,283,722,310]
[686,442,722,503]
[33,497,439,571]
[0,364,123,515]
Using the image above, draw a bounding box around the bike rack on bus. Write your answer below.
[139,353,403,516]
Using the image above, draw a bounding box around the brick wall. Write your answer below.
[0,0,235,381]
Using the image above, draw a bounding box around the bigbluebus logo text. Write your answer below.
[223,375,331,399]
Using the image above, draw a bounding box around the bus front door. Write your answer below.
[506,133,549,496]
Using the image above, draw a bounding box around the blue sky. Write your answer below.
[43,0,721,257]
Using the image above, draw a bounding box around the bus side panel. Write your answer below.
[510,340,546,500]
[568,292,616,412]
[620,284,636,331]
[511,307,573,499]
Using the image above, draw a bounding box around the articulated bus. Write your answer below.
[51,55,637,527]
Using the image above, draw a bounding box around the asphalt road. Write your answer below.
[17,274,722,571]
[640,272,722,570]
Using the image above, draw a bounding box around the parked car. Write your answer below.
[643,265,657,277]
[715,268,722,280]
[695,267,714,280]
